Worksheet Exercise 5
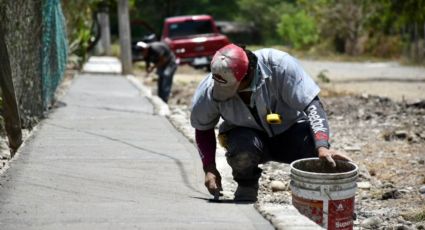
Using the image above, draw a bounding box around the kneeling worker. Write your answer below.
[190,44,351,202]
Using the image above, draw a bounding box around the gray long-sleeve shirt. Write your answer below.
[190,48,320,137]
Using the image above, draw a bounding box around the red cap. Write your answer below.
[210,44,249,101]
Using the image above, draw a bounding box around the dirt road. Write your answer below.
[170,60,425,104]
[300,60,425,103]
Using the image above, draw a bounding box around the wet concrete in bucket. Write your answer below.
[292,159,356,174]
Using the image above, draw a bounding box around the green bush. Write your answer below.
[277,10,319,49]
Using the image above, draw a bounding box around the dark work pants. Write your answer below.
[157,62,177,103]
[223,121,316,186]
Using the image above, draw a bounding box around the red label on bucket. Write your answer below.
[292,195,355,230]
[292,194,323,225]
[328,197,354,230]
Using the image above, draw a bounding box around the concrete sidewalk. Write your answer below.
[0,57,273,229]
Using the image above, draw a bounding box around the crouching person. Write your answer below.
[190,44,351,202]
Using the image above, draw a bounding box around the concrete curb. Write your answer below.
[257,203,323,229]
[126,75,170,116]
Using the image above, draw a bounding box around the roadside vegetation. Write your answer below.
[63,0,425,66]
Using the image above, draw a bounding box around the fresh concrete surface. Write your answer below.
[82,56,122,74]
[0,70,273,229]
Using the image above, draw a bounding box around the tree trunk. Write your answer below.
[117,0,132,75]
[99,11,111,56]
[423,22,425,61]
[414,22,419,61]
[0,25,22,154]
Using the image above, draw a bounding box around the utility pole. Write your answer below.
[0,25,22,155]
[117,0,132,74]
[98,1,111,55]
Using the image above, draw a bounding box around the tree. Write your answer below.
[236,0,294,44]
[318,0,377,55]
[277,10,318,49]
[62,0,109,65]
[0,24,22,154]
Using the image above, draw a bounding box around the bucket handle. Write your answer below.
[321,185,333,200]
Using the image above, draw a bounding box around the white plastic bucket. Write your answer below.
[290,158,358,230]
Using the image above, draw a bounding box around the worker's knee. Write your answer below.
[226,151,260,173]
[223,127,267,173]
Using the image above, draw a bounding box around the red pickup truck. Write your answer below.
[161,15,230,69]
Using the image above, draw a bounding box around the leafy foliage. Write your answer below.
[277,10,318,49]
[61,0,425,61]
[62,0,111,66]
[236,0,294,44]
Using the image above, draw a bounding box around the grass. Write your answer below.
[110,43,120,58]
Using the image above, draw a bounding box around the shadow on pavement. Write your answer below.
[191,196,255,204]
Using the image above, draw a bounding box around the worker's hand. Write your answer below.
[203,164,222,198]
[318,147,352,167]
